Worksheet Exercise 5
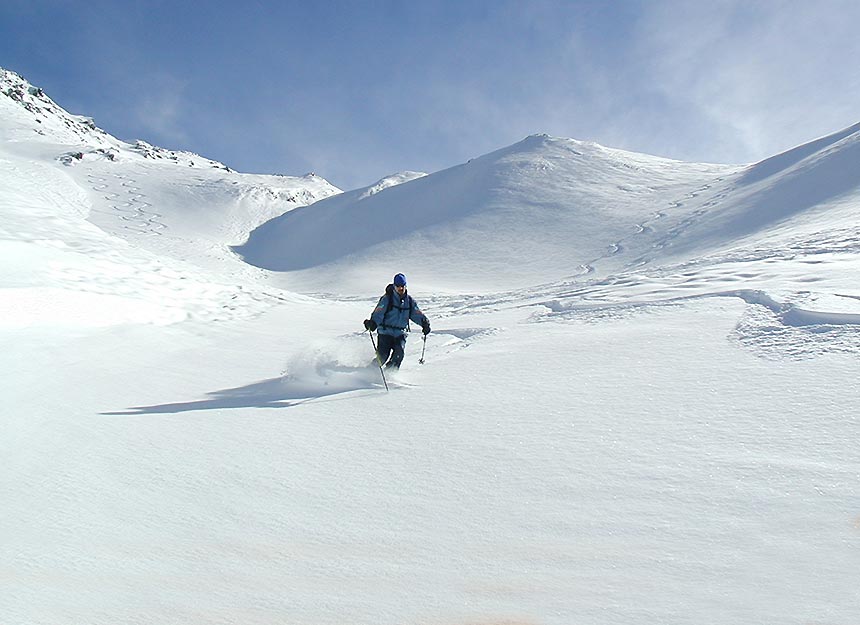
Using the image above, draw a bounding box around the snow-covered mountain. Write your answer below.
[3,67,860,625]
[237,125,860,299]
[1,68,342,326]
[236,134,736,293]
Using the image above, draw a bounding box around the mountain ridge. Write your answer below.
[3,65,860,303]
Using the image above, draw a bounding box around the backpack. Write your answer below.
[382,284,415,330]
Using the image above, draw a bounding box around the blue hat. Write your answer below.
[393,273,407,287]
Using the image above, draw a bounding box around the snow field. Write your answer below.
[2,67,860,624]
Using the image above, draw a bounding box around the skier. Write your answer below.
[363,273,430,369]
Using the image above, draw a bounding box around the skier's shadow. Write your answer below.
[102,374,376,415]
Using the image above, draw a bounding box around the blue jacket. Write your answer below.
[371,284,428,337]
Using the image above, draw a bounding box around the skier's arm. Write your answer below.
[371,296,388,327]
[410,301,430,333]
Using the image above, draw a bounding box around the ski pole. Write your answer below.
[419,333,427,364]
[368,331,389,392]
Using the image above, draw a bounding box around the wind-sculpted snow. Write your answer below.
[358,171,427,200]
[457,247,860,360]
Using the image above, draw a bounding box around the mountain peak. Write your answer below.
[1,67,112,146]
[1,67,239,172]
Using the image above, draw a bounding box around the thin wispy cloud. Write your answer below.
[634,0,860,163]
[2,1,858,187]
[131,73,190,144]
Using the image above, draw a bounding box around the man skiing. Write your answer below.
[363,273,430,369]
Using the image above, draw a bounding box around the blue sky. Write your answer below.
[3,0,859,189]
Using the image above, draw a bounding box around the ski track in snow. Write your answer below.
[424,241,860,361]
[87,172,168,235]
[627,178,734,267]
[562,178,730,276]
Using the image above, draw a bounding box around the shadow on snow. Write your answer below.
[102,370,384,415]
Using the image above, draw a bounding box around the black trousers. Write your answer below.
[376,333,406,369]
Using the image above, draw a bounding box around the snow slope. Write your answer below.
[236,134,739,294]
[0,68,341,327]
[2,67,859,625]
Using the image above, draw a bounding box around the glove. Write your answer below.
[421,319,430,335]
[364,319,377,331]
